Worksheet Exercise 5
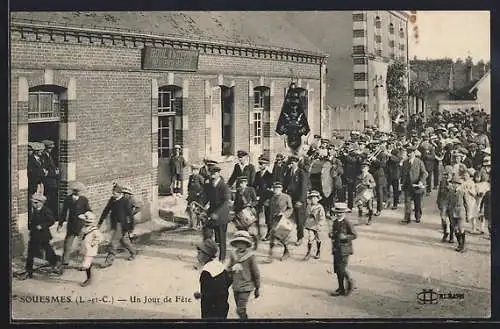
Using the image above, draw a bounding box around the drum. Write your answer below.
[233,207,257,229]
[273,216,294,241]
[355,188,374,206]
[189,201,209,227]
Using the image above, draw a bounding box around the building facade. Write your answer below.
[352,10,409,131]
[10,18,327,255]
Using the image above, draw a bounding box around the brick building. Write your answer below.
[10,12,327,255]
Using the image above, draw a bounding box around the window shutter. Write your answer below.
[173,96,183,147]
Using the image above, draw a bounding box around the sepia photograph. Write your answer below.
[9,10,491,320]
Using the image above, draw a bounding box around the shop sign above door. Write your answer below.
[142,46,199,71]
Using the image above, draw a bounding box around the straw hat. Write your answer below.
[307,190,322,200]
[70,181,86,192]
[229,230,253,248]
[332,203,349,213]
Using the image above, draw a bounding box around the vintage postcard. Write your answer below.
[10,10,491,321]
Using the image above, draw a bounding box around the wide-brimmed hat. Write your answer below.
[196,239,219,258]
[31,193,47,203]
[121,186,133,195]
[229,230,253,248]
[174,144,181,149]
[289,155,300,162]
[237,176,248,183]
[78,211,97,224]
[307,190,321,199]
[258,156,270,164]
[332,203,349,213]
[483,156,491,166]
[272,181,283,189]
[70,181,86,192]
[41,139,55,148]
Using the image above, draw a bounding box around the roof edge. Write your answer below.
[468,70,490,93]
[10,18,329,59]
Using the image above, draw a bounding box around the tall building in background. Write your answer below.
[288,11,409,132]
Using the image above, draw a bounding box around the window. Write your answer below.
[354,72,368,81]
[158,116,174,158]
[389,23,394,34]
[399,44,406,51]
[375,16,381,29]
[157,86,182,158]
[158,89,176,115]
[252,111,262,145]
[353,45,365,54]
[399,27,405,38]
[353,29,365,38]
[375,35,382,43]
[28,91,60,122]
[254,90,265,110]
[352,13,364,21]
[376,49,382,57]
[389,40,395,48]
[390,52,395,59]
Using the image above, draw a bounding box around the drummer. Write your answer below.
[232,176,259,249]
[264,182,294,263]
[355,160,376,225]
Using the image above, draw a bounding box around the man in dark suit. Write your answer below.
[227,150,256,188]
[41,140,60,218]
[284,155,309,246]
[58,181,91,266]
[254,155,274,240]
[200,159,218,184]
[205,165,231,261]
[467,143,484,171]
[419,137,437,196]
[28,142,46,196]
[386,148,403,209]
[271,153,287,185]
[401,145,428,224]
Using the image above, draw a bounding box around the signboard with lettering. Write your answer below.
[142,46,199,72]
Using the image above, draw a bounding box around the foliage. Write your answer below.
[409,79,431,98]
[386,61,408,119]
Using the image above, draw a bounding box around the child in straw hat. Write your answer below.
[226,231,261,320]
[304,190,326,261]
[78,211,103,287]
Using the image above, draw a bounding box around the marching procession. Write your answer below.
[18,82,492,319]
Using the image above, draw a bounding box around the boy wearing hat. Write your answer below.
[447,176,469,253]
[265,182,294,263]
[437,166,455,243]
[254,155,274,241]
[355,161,376,225]
[329,203,357,296]
[193,239,232,319]
[78,211,103,287]
[200,159,218,183]
[41,140,60,217]
[187,164,206,230]
[228,150,256,188]
[232,176,259,249]
[19,193,62,280]
[169,145,186,195]
[304,190,326,260]
[226,231,261,319]
[58,181,92,266]
[98,183,138,267]
[205,165,232,262]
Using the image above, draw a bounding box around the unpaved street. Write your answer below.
[11,191,490,320]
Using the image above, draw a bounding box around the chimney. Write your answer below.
[467,64,473,83]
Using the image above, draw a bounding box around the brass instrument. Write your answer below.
[367,144,384,162]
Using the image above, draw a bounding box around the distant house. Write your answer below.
[438,70,490,114]
[410,58,489,116]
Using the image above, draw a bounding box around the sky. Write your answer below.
[407,11,490,63]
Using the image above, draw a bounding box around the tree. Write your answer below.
[409,79,431,98]
[386,61,408,119]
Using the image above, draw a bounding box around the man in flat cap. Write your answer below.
[28,142,46,197]
[18,193,62,280]
[254,155,274,240]
[400,145,428,224]
[58,181,92,266]
[41,140,60,217]
[200,159,218,184]
[169,144,186,195]
[227,150,256,188]
[98,183,138,267]
[205,165,231,262]
[284,155,309,246]
[272,154,288,185]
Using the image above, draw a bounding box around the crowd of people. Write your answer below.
[19,108,492,319]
